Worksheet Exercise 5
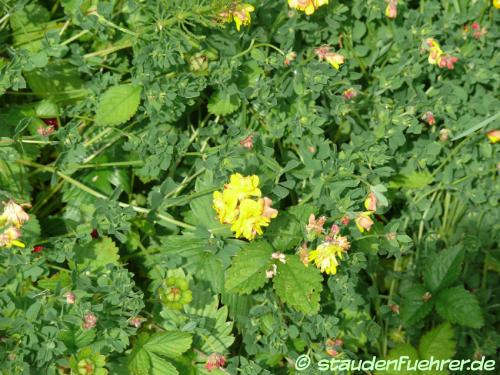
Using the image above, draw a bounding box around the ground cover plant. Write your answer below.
[0,0,499,374]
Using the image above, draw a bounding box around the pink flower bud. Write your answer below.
[65,292,76,304]
[239,135,254,150]
[205,353,226,372]
[330,224,340,236]
[82,313,97,330]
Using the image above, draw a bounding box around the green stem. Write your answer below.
[16,160,195,230]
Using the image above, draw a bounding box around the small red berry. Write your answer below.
[91,229,99,239]
[33,245,44,253]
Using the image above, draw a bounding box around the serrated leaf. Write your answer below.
[207,90,240,116]
[424,247,464,292]
[149,352,179,375]
[401,284,434,326]
[376,344,421,375]
[435,286,484,328]
[265,204,315,251]
[225,241,273,294]
[418,322,456,375]
[95,84,142,126]
[144,332,193,358]
[273,256,323,315]
[72,236,119,270]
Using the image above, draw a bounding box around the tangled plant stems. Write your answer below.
[0,0,499,373]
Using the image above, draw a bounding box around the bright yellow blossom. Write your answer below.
[225,173,261,199]
[494,0,500,9]
[213,174,277,240]
[219,3,255,31]
[309,240,346,275]
[288,0,329,15]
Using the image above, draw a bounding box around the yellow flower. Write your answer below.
[0,227,25,248]
[233,4,255,31]
[213,174,277,240]
[309,241,346,275]
[288,0,329,15]
[213,190,239,224]
[325,52,345,70]
[355,212,374,233]
[226,173,261,200]
[494,0,500,9]
[1,200,29,228]
[219,3,255,31]
[425,38,443,65]
[231,198,270,240]
[486,130,500,143]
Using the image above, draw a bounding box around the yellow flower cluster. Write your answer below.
[309,235,350,275]
[0,200,29,248]
[213,174,278,240]
[219,3,255,31]
[288,0,329,15]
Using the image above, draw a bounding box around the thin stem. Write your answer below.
[16,160,195,230]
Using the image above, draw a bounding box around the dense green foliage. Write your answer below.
[0,0,499,374]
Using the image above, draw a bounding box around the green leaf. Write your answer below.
[144,332,193,358]
[401,284,434,326]
[418,322,456,375]
[225,241,273,294]
[72,236,119,270]
[149,352,179,375]
[95,84,142,126]
[389,171,433,189]
[207,89,241,116]
[376,344,421,375]
[265,204,314,251]
[273,256,323,315]
[435,286,484,328]
[423,247,464,292]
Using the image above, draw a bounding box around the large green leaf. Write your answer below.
[225,241,273,294]
[273,256,323,315]
[418,322,456,375]
[95,84,142,126]
[401,284,434,326]
[144,332,193,358]
[435,286,484,329]
[423,247,464,292]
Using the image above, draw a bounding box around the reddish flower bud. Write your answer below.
[239,135,254,150]
[82,313,97,329]
[205,353,226,372]
[341,215,350,225]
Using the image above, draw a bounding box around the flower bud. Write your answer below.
[65,292,76,304]
[355,212,374,233]
[82,313,97,330]
[364,192,377,211]
[239,135,254,150]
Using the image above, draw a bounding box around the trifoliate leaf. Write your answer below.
[149,352,179,375]
[273,256,323,315]
[225,241,273,294]
[401,284,434,326]
[423,247,464,292]
[95,84,142,126]
[435,286,484,329]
